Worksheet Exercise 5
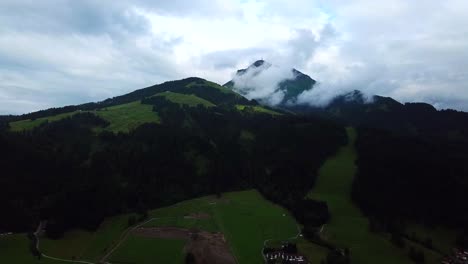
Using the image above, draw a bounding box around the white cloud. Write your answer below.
[231,62,295,105]
[1,0,468,113]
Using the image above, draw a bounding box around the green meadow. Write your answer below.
[155,91,216,107]
[40,214,134,262]
[211,191,298,264]
[0,234,77,264]
[94,101,160,133]
[9,111,79,132]
[144,190,298,264]
[306,127,446,264]
[142,216,220,233]
[1,190,300,264]
[109,236,186,264]
[9,101,160,133]
[235,104,281,115]
[307,127,412,264]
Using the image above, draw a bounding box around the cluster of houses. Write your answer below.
[442,249,468,264]
[264,251,307,263]
[263,242,309,264]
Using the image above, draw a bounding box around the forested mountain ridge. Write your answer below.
[0,77,346,242]
[1,78,257,129]
[1,78,286,133]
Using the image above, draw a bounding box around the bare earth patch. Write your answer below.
[133,227,236,264]
[184,212,211,219]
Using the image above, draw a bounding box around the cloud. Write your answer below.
[303,0,468,110]
[227,24,337,106]
[1,0,468,114]
[231,62,295,105]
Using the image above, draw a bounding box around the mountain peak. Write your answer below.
[252,59,266,67]
[225,60,316,106]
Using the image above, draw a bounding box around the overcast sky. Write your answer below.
[1,0,468,114]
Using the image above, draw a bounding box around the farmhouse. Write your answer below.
[441,249,468,264]
[264,251,307,263]
[263,242,309,264]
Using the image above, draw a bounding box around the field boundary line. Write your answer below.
[34,217,176,264]
[34,221,95,264]
[99,216,178,263]
[41,254,95,264]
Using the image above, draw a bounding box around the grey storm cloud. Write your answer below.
[1,0,468,114]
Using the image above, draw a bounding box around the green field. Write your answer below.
[106,190,299,264]
[142,217,219,233]
[9,101,160,133]
[155,91,216,107]
[9,111,79,132]
[8,100,279,134]
[307,127,416,264]
[235,104,281,115]
[40,214,134,262]
[94,101,160,133]
[40,230,94,260]
[7,186,410,264]
[0,234,77,264]
[109,235,185,264]
[2,190,299,264]
[0,216,133,264]
[211,191,298,264]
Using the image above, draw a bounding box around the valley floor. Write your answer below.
[0,190,300,264]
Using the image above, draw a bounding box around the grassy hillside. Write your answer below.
[9,111,80,132]
[6,78,272,133]
[307,128,411,264]
[235,104,281,115]
[307,127,445,264]
[154,91,215,107]
[8,101,279,133]
[9,101,160,133]
[93,101,160,133]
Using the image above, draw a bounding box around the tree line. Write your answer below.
[352,126,468,249]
